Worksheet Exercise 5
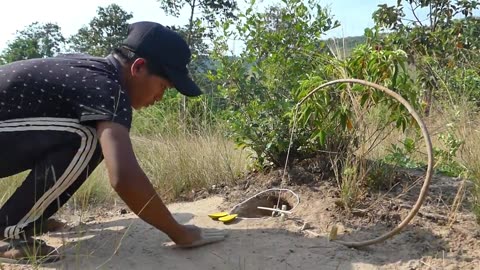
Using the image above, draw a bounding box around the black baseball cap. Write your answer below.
[122,21,202,97]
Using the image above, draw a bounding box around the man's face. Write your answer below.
[126,58,174,110]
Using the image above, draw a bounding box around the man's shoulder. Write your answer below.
[0,54,110,71]
[54,53,106,62]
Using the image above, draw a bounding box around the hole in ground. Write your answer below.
[231,193,293,218]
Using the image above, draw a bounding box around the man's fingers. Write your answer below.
[165,227,227,249]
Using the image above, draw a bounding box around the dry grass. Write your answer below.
[0,128,250,210]
[326,98,480,221]
[0,171,27,206]
[131,130,249,201]
[453,107,480,222]
[419,101,480,222]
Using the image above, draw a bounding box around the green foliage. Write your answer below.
[0,22,65,63]
[295,40,420,160]
[69,4,132,57]
[159,0,237,20]
[372,0,480,111]
[434,129,466,177]
[383,129,466,177]
[131,91,184,136]
[384,138,422,168]
[158,0,238,39]
[211,0,339,167]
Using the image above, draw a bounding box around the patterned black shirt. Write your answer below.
[0,54,132,129]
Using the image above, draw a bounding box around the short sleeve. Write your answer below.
[72,80,132,130]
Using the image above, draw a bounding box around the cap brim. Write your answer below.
[164,67,202,97]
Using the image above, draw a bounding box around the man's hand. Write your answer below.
[170,224,226,248]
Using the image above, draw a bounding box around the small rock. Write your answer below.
[352,210,367,217]
[334,200,345,209]
[301,222,311,230]
[444,264,458,270]
[119,208,128,215]
[46,218,68,232]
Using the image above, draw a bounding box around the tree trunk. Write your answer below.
[180,0,197,126]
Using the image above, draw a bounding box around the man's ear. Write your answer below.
[130,58,147,76]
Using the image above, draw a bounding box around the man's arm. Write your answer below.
[96,121,198,245]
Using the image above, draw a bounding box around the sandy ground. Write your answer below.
[1,193,478,270]
[1,168,480,270]
[0,197,415,270]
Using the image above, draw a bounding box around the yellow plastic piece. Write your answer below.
[208,212,229,219]
[329,225,338,241]
[218,214,238,223]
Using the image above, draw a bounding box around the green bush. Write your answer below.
[210,0,339,168]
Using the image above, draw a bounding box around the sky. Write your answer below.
[0,0,406,52]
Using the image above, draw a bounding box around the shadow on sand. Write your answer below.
[37,211,450,270]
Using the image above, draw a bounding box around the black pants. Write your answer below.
[0,117,103,240]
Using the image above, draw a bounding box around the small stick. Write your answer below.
[280,205,287,221]
[257,206,292,214]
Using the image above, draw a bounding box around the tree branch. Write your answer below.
[430,2,434,29]
[409,2,424,27]
[187,0,197,46]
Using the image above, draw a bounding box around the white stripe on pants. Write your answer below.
[0,117,97,239]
